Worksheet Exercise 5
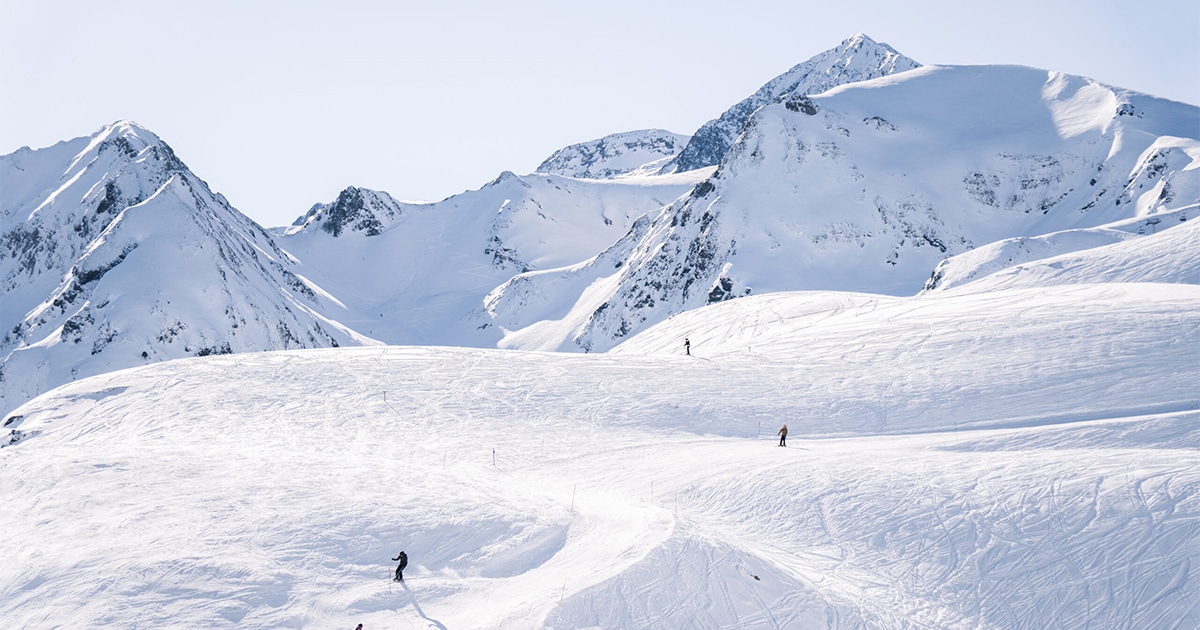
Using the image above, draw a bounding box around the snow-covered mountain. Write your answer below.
[664,33,921,174]
[0,122,373,414]
[535,129,690,179]
[486,64,1200,352]
[4,35,1199,416]
[4,33,1200,628]
[275,168,710,347]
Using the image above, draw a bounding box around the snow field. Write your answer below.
[3,282,1199,628]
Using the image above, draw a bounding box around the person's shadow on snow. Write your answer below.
[401,581,447,630]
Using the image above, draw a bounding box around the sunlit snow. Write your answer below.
[3,282,1197,628]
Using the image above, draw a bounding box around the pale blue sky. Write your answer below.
[3,0,1197,227]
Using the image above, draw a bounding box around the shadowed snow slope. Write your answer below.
[3,282,1197,628]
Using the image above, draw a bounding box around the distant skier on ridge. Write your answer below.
[392,550,408,581]
[685,337,691,355]
[778,423,788,447]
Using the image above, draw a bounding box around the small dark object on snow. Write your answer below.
[684,337,691,355]
[392,551,408,581]
[753,574,760,581]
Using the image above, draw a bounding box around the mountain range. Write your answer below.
[2,33,1198,416]
[3,33,1200,628]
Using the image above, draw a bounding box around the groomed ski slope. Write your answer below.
[2,283,1198,628]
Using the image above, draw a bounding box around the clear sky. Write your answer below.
[3,0,1197,228]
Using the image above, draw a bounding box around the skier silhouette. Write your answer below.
[685,338,691,355]
[778,423,788,447]
[392,551,408,581]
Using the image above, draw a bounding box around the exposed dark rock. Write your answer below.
[485,235,527,272]
[196,343,233,357]
[784,94,819,115]
[96,181,122,214]
[707,277,734,303]
[98,136,137,159]
[691,180,715,199]
[864,116,897,131]
[320,187,385,237]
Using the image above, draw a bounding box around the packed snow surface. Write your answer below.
[3,283,1198,628]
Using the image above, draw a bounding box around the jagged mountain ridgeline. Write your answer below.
[535,129,690,179]
[0,122,377,413]
[663,33,922,174]
[275,168,709,348]
[3,34,1198,413]
[487,63,1200,352]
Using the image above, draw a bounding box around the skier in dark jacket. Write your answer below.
[392,551,408,581]
[778,423,788,447]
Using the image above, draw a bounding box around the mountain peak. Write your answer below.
[1,122,360,414]
[535,129,689,179]
[665,34,920,173]
[91,120,164,154]
[840,33,885,50]
[841,32,875,47]
[291,186,406,237]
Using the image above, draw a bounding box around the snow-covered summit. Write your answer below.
[287,186,407,237]
[665,34,921,174]
[0,121,369,414]
[276,168,710,347]
[535,129,690,179]
[486,64,1200,352]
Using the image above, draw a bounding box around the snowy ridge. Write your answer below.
[924,205,1200,292]
[277,168,711,348]
[665,33,921,174]
[486,64,1200,352]
[3,34,1200,417]
[0,122,372,414]
[535,129,690,179]
[3,280,1197,627]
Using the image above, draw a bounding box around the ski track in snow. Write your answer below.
[2,284,1199,628]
